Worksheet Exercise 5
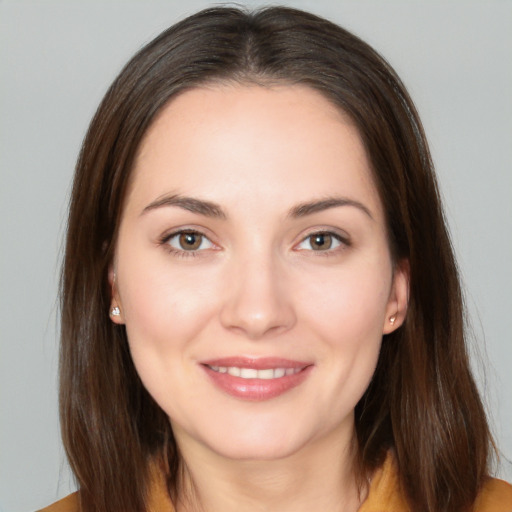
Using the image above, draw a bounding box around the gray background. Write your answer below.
[1,1,511,511]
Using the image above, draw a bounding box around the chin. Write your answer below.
[171,409,314,462]
[198,411,333,462]
[209,434,307,462]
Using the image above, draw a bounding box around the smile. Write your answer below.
[207,366,303,379]
[201,357,313,401]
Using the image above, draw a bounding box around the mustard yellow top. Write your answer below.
[38,454,512,512]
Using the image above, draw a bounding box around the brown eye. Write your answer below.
[179,232,202,250]
[309,233,333,250]
[296,231,346,252]
[165,230,214,253]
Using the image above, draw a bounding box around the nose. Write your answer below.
[219,251,296,340]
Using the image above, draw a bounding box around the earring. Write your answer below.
[111,306,121,317]
[389,314,397,325]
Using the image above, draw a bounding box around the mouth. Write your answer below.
[206,365,303,379]
[200,357,313,401]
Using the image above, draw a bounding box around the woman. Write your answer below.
[40,6,512,512]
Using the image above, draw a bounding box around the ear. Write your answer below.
[108,264,125,324]
[382,259,409,334]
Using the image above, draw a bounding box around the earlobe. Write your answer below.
[108,264,125,324]
[109,305,124,324]
[110,305,120,317]
[382,260,409,334]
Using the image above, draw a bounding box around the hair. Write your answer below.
[60,6,493,512]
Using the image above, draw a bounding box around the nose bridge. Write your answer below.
[220,242,296,339]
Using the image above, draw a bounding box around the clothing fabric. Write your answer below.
[38,453,512,512]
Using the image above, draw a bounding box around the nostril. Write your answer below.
[219,301,296,340]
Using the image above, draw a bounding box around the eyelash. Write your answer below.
[159,229,214,258]
[296,230,351,256]
[159,229,350,258]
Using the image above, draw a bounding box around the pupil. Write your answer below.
[180,233,201,250]
[312,233,332,250]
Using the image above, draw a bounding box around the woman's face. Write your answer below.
[112,85,408,461]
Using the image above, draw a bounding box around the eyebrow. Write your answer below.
[288,197,373,220]
[141,194,227,219]
[141,194,373,220]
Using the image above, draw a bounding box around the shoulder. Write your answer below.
[37,492,79,512]
[473,477,512,511]
[35,462,176,512]
[359,452,512,512]
[358,453,410,511]
[35,465,175,512]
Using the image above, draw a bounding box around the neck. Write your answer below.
[173,424,365,512]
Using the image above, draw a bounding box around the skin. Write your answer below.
[111,84,408,512]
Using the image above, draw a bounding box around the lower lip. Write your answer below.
[202,365,313,401]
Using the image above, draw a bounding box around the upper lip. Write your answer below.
[200,357,312,370]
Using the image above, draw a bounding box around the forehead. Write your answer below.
[127,84,382,220]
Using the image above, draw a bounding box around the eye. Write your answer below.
[296,232,346,252]
[164,230,214,252]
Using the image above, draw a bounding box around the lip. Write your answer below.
[200,357,313,401]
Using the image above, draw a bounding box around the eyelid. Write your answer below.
[159,224,216,242]
[159,226,219,256]
[294,228,351,252]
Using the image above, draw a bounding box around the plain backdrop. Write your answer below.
[1,1,511,511]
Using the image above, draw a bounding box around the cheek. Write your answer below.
[116,249,220,371]
[297,258,391,340]
[116,256,224,418]
[294,260,390,402]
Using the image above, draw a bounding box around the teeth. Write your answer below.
[240,368,258,379]
[257,369,274,379]
[274,368,286,378]
[209,366,302,379]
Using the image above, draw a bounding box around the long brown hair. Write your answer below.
[60,6,493,512]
